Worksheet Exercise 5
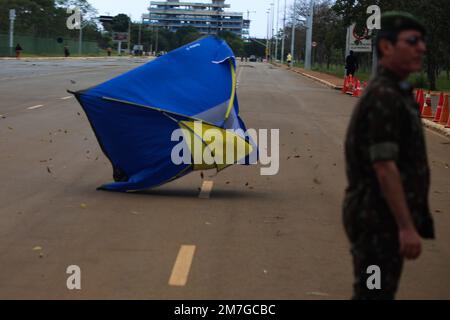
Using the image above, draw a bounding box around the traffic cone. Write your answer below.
[353,79,362,97]
[421,91,434,119]
[417,89,425,114]
[439,94,449,126]
[433,92,444,122]
[346,75,354,95]
[341,76,348,94]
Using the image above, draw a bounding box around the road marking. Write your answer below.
[169,245,196,287]
[199,180,214,199]
[27,105,44,110]
[61,96,73,100]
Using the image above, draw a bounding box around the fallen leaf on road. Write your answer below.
[200,172,204,179]
[70,80,77,84]
[47,167,52,174]
[245,183,249,186]
[226,181,230,185]
[33,246,43,251]
[306,292,330,297]
[313,178,321,185]
[8,126,13,130]
[80,203,87,209]
[131,211,140,215]
[435,209,442,213]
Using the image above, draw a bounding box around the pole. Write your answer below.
[118,41,122,56]
[266,10,270,61]
[275,0,280,61]
[281,0,286,64]
[128,17,131,56]
[304,0,314,70]
[271,2,275,61]
[9,17,14,57]
[78,13,83,56]
[290,0,296,67]
[371,30,378,76]
[138,20,142,46]
[79,25,83,56]
[155,26,159,54]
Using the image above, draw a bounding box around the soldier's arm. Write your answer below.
[367,88,422,260]
[373,161,422,260]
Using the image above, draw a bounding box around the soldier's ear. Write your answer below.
[378,38,395,58]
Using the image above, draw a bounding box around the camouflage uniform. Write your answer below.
[343,66,435,300]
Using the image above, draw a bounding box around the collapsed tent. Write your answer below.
[71,36,255,192]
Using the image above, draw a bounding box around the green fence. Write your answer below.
[0,33,100,57]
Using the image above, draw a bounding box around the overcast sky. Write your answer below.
[88,0,295,38]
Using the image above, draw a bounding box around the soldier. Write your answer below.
[343,12,435,300]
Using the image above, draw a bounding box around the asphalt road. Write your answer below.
[0,58,449,299]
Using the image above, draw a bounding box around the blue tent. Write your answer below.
[72,36,254,192]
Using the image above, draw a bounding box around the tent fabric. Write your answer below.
[72,36,254,192]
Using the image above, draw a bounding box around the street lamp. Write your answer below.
[266,9,270,61]
[275,0,280,62]
[9,9,16,57]
[290,0,296,67]
[304,0,314,70]
[281,0,287,64]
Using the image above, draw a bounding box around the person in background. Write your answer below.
[15,43,23,59]
[345,50,359,77]
[287,53,292,66]
[64,46,70,58]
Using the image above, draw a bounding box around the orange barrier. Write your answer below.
[353,79,362,97]
[433,92,444,122]
[440,94,450,127]
[421,91,434,119]
[417,89,425,114]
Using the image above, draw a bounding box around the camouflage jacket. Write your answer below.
[343,66,435,240]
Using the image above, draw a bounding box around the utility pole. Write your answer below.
[155,26,159,54]
[304,0,314,70]
[138,19,142,46]
[275,0,280,61]
[266,9,270,61]
[79,13,83,55]
[9,9,16,57]
[128,16,131,56]
[281,0,286,64]
[271,2,275,61]
[290,0,296,67]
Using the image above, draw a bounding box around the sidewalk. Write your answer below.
[0,56,153,61]
[275,62,450,138]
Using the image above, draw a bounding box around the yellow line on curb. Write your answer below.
[27,105,44,110]
[199,180,214,199]
[169,245,196,287]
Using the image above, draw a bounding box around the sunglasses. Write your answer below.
[398,35,426,46]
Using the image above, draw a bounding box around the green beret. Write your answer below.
[381,11,427,35]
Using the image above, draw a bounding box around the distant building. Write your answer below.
[142,0,250,38]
